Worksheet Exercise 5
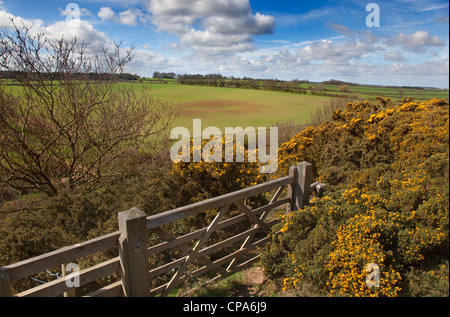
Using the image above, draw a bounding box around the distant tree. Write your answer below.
[311,84,326,95]
[0,22,177,196]
[338,85,350,93]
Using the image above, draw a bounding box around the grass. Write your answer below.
[346,85,448,100]
[4,78,447,134]
[129,81,449,133]
[167,265,286,297]
[129,83,332,132]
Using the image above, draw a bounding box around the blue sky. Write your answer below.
[1,0,449,87]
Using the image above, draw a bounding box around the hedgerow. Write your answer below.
[261,98,449,297]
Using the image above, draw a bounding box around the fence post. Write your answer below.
[118,207,150,297]
[287,165,299,212]
[287,162,313,212]
[297,162,313,209]
[0,271,12,297]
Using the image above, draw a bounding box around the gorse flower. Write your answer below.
[261,98,449,297]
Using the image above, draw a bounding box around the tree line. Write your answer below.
[0,71,141,82]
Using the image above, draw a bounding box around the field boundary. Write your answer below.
[0,162,325,297]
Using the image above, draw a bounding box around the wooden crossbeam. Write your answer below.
[150,227,226,276]
[227,186,283,271]
[161,204,231,297]
[234,200,271,234]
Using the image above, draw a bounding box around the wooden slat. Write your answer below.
[197,219,277,259]
[151,227,226,276]
[148,219,278,279]
[248,197,290,220]
[149,257,186,279]
[15,257,120,297]
[147,198,288,256]
[234,200,271,233]
[192,237,269,278]
[85,280,123,297]
[149,282,167,297]
[181,254,263,297]
[1,231,120,282]
[227,192,282,271]
[148,214,244,255]
[150,237,269,296]
[146,176,293,229]
[161,204,231,296]
[268,185,284,206]
[201,254,262,288]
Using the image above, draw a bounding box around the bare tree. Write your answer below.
[0,21,178,196]
[308,94,359,126]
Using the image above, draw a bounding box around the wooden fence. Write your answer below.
[0,162,325,297]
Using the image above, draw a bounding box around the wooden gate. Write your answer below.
[0,162,324,297]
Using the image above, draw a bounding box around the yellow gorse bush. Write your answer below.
[170,136,267,204]
[261,98,449,297]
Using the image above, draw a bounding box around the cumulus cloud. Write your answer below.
[59,6,92,17]
[384,51,407,62]
[386,30,446,53]
[0,9,44,30]
[117,8,143,26]
[0,9,112,49]
[143,0,275,55]
[125,49,178,74]
[238,23,446,87]
[98,7,116,21]
[266,36,381,71]
[98,7,144,26]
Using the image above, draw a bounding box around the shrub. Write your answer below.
[262,98,449,297]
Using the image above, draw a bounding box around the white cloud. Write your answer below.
[59,6,92,17]
[118,8,143,26]
[125,49,175,73]
[276,8,333,27]
[267,38,381,69]
[143,0,275,55]
[384,51,407,62]
[0,9,44,30]
[98,7,146,26]
[386,30,446,53]
[98,6,116,21]
[203,12,274,35]
[1,9,112,50]
[44,20,111,48]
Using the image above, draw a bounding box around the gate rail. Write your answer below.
[0,162,324,297]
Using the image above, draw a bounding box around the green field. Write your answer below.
[133,81,448,132]
[345,85,449,100]
[135,83,331,131]
[4,78,448,134]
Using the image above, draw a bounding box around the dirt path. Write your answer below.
[232,267,269,297]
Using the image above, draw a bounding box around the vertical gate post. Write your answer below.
[297,162,313,209]
[287,165,299,212]
[118,208,150,297]
[0,271,12,297]
[287,162,313,213]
